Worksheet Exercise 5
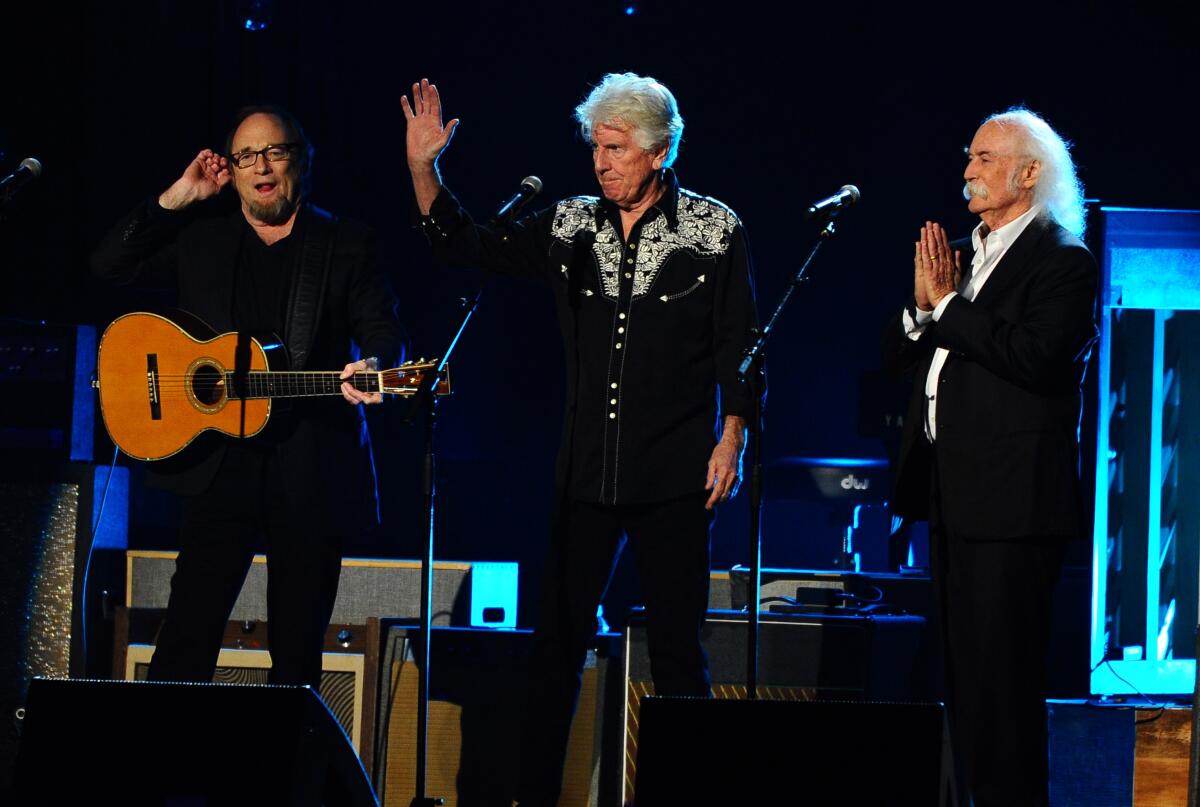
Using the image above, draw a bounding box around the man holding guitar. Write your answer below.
[91,106,405,687]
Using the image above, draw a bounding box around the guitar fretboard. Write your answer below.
[225,371,380,399]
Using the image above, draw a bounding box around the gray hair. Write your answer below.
[574,73,684,167]
[984,107,1087,238]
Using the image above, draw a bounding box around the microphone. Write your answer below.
[0,157,43,199]
[805,184,860,219]
[489,176,543,227]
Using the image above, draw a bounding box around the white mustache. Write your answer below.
[963,181,989,201]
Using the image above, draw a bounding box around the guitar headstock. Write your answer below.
[380,359,452,396]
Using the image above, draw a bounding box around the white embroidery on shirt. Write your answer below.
[549,191,738,300]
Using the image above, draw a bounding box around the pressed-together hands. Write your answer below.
[914,221,961,311]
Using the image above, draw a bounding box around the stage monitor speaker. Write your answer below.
[634,696,953,807]
[114,607,381,778]
[375,624,614,807]
[12,677,376,805]
[621,609,926,804]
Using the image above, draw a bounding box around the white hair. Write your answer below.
[984,107,1087,238]
[574,73,684,167]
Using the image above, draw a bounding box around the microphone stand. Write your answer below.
[403,288,480,807]
[737,211,844,698]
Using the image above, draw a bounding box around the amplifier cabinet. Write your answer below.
[126,552,478,626]
[375,624,614,807]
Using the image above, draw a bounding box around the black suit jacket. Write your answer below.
[882,214,1098,541]
[91,197,405,522]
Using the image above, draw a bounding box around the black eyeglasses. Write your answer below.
[229,142,297,170]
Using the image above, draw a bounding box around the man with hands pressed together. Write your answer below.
[883,108,1097,806]
[403,74,759,804]
[92,106,404,687]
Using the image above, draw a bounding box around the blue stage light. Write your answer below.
[241,0,272,31]
[625,5,636,15]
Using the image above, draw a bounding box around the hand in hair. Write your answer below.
[158,149,230,211]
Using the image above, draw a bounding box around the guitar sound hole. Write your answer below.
[191,365,226,406]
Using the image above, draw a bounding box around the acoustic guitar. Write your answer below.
[95,311,449,460]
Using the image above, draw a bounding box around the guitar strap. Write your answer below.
[284,205,337,370]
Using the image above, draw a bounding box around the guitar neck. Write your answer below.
[226,371,381,400]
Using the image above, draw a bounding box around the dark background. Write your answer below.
[2,1,1197,643]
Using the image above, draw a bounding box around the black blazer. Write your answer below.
[882,214,1098,541]
[91,197,405,520]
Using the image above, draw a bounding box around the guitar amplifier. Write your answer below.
[126,551,518,628]
[374,624,617,807]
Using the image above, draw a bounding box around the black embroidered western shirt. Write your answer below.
[419,170,759,505]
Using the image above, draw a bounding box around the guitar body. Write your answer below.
[97,312,275,460]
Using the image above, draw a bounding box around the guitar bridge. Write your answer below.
[147,354,161,421]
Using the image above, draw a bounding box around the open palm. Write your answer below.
[401,78,460,168]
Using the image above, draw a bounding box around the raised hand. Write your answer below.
[158,149,230,210]
[401,78,460,170]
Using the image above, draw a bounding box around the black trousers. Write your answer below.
[147,445,344,688]
[515,494,714,806]
[930,457,1065,807]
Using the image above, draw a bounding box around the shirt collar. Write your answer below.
[595,167,681,231]
[971,203,1042,255]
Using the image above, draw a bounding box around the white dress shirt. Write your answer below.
[902,205,1043,441]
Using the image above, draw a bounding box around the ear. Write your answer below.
[1021,158,1042,189]
[650,143,669,171]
